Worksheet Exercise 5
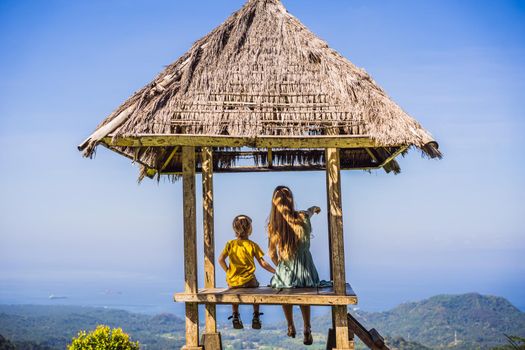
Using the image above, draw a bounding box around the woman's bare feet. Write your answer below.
[287,324,296,338]
[303,326,313,345]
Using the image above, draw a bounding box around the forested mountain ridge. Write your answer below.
[1,293,524,350]
[0,305,186,349]
[355,293,525,349]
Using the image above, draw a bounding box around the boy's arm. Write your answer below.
[218,251,229,273]
[256,256,276,274]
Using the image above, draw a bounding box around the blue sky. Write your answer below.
[0,0,524,313]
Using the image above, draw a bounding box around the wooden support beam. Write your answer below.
[182,146,202,350]
[159,163,387,175]
[325,149,335,332]
[174,292,357,305]
[102,134,384,149]
[326,148,352,350]
[365,148,379,164]
[174,285,357,305]
[183,146,198,294]
[327,148,346,292]
[144,146,180,179]
[205,165,328,173]
[267,148,273,168]
[201,147,220,345]
[379,146,408,168]
[161,147,180,171]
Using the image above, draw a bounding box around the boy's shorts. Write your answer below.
[230,277,259,288]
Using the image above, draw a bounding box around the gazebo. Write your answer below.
[78,0,441,349]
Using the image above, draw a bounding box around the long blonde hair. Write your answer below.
[267,186,306,261]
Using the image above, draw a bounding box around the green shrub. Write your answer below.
[68,325,140,350]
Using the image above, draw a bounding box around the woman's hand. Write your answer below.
[308,206,321,216]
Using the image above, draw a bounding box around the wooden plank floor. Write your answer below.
[174,284,357,306]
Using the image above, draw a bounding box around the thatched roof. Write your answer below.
[78,0,440,178]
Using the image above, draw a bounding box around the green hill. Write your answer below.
[385,337,433,350]
[1,293,523,349]
[350,293,525,349]
[0,305,185,349]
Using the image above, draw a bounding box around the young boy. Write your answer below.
[218,215,276,329]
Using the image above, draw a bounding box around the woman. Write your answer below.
[267,186,321,346]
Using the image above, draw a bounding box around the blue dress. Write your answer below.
[270,213,320,288]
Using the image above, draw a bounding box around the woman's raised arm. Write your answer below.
[306,206,321,218]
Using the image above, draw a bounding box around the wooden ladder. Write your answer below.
[347,313,390,350]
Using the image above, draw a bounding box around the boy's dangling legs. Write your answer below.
[244,278,263,329]
[252,303,262,329]
[229,303,243,329]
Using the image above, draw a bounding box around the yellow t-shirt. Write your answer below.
[222,239,264,287]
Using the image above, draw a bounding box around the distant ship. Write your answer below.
[48,294,68,300]
[102,289,123,296]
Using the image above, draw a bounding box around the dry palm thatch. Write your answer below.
[78,0,441,178]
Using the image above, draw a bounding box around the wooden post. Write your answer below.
[325,148,335,330]
[202,147,216,331]
[326,148,353,350]
[325,149,336,350]
[182,146,202,350]
[325,150,336,350]
[201,147,222,350]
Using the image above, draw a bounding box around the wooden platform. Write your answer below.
[174,284,357,306]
